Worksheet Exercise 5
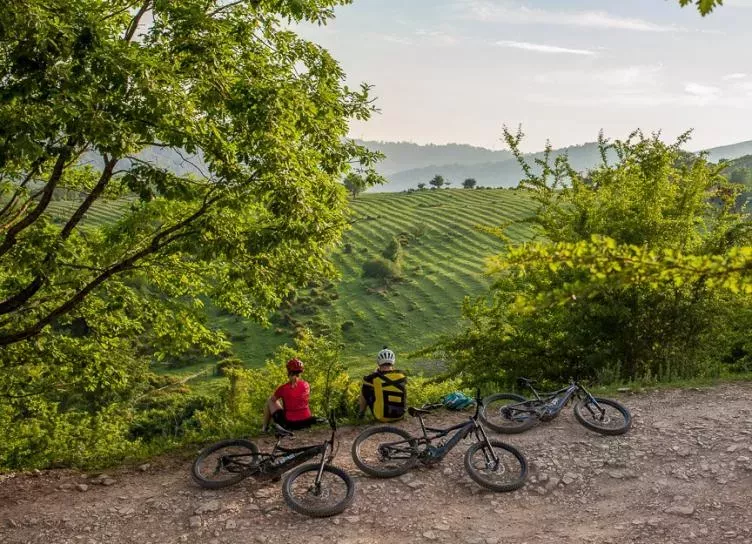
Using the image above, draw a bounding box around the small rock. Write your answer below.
[726,445,739,453]
[422,531,438,540]
[665,505,695,517]
[344,516,360,523]
[225,520,237,530]
[58,483,75,491]
[101,478,116,486]
[434,523,450,531]
[617,388,631,393]
[188,516,202,529]
[76,484,89,492]
[194,500,221,515]
[398,473,414,484]
[442,467,453,476]
[138,463,151,472]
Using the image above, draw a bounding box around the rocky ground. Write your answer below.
[1,382,751,544]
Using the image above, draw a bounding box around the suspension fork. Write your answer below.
[580,386,605,419]
[475,422,499,465]
[314,442,330,486]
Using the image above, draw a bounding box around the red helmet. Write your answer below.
[286,358,304,373]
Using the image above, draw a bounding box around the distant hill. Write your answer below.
[703,140,752,163]
[75,137,752,194]
[369,139,752,193]
[375,141,607,193]
[355,140,513,175]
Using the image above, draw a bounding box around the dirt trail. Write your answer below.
[1,383,752,544]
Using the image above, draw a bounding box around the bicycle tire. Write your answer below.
[191,439,259,489]
[282,464,355,518]
[463,439,528,492]
[574,397,632,435]
[480,393,537,434]
[351,426,419,478]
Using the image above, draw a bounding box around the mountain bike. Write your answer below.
[351,391,527,492]
[191,413,354,517]
[480,377,632,435]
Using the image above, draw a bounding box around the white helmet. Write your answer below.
[377,347,396,366]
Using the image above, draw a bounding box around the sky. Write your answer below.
[297,0,752,152]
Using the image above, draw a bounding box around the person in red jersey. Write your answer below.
[262,358,323,432]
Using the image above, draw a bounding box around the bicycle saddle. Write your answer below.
[273,423,294,438]
[408,407,431,417]
[517,377,537,387]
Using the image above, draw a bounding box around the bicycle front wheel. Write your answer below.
[574,397,632,435]
[480,393,537,434]
[282,464,355,518]
[191,439,259,489]
[351,426,419,478]
[464,440,528,492]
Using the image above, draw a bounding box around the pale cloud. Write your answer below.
[534,65,662,87]
[684,82,722,97]
[376,33,413,45]
[458,0,684,32]
[495,40,596,56]
[722,73,748,80]
[415,29,460,46]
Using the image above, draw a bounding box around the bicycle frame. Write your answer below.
[381,398,500,466]
[223,421,338,484]
[507,381,606,421]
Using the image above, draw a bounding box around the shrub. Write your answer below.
[362,257,401,281]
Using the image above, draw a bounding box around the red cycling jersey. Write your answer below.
[274,380,312,422]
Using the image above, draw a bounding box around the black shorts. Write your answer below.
[361,384,375,409]
[272,411,317,430]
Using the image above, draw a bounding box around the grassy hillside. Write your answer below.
[42,188,536,376]
[225,188,536,374]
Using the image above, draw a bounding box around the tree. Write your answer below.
[429,175,445,189]
[436,128,752,386]
[417,183,426,190]
[0,0,380,467]
[343,172,366,198]
[462,178,477,189]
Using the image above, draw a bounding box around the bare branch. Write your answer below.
[0,140,76,259]
[124,1,151,42]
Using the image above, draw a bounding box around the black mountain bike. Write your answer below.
[351,392,527,492]
[191,413,354,517]
[480,378,632,435]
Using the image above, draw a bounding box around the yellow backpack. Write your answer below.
[367,370,407,422]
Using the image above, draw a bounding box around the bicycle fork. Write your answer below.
[475,424,500,468]
[581,390,606,420]
[311,442,331,493]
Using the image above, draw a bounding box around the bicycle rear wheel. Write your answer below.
[574,397,632,435]
[282,464,355,518]
[351,426,419,478]
[480,393,537,434]
[464,440,527,492]
[191,439,259,489]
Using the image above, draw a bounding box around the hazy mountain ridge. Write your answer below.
[354,140,513,175]
[366,139,752,193]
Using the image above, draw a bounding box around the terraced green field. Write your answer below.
[46,199,133,227]
[43,189,537,375]
[228,188,537,374]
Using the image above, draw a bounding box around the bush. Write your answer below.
[362,257,401,281]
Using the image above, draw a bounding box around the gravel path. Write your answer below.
[1,382,751,544]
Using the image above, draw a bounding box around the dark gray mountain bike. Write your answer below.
[191,413,354,517]
[480,377,632,435]
[351,391,527,492]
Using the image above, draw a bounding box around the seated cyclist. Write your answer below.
[262,358,322,432]
[358,347,407,422]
